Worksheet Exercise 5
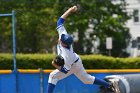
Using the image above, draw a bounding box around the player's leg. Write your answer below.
[73,58,110,87]
[47,83,55,93]
[47,69,74,93]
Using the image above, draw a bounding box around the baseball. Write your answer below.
[73,6,77,11]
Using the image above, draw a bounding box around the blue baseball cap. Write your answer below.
[61,34,73,45]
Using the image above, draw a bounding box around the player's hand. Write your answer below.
[69,6,77,13]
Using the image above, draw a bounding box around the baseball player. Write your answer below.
[47,6,114,93]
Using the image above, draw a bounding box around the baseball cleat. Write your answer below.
[108,79,121,93]
[99,77,121,93]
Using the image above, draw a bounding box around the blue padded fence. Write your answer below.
[0,70,140,93]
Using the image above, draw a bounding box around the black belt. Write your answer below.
[74,58,79,63]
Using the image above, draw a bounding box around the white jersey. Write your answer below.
[57,25,79,71]
[48,18,95,86]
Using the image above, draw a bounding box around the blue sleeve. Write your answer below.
[57,18,65,27]
[60,66,69,74]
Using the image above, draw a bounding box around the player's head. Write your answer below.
[60,34,73,46]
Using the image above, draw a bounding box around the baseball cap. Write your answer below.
[61,34,73,45]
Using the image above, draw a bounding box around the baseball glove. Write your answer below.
[53,55,64,66]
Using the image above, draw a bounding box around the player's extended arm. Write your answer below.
[61,6,77,20]
[57,6,77,27]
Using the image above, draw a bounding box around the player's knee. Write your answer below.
[80,75,95,84]
[49,72,56,79]
[82,80,93,84]
[80,76,94,84]
[48,72,59,84]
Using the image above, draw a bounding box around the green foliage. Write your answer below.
[0,54,140,70]
[90,0,131,57]
[0,53,54,69]
[81,55,140,69]
[0,0,58,53]
[0,0,131,57]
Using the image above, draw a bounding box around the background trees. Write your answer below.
[0,0,131,57]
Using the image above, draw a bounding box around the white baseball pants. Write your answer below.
[48,57,95,85]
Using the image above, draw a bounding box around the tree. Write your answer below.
[56,0,131,57]
[91,0,131,57]
[0,0,131,57]
[0,0,58,53]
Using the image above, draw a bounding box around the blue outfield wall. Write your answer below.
[0,73,16,93]
[18,73,41,93]
[0,70,140,93]
[43,73,112,93]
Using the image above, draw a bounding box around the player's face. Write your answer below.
[60,40,67,47]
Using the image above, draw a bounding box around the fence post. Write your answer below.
[40,68,44,93]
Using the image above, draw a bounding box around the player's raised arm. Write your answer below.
[57,6,77,28]
[57,6,77,40]
[61,6,77,19]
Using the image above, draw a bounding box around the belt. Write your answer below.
[74,58,79,63]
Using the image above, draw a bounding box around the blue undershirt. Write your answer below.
[57,18,65,28]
